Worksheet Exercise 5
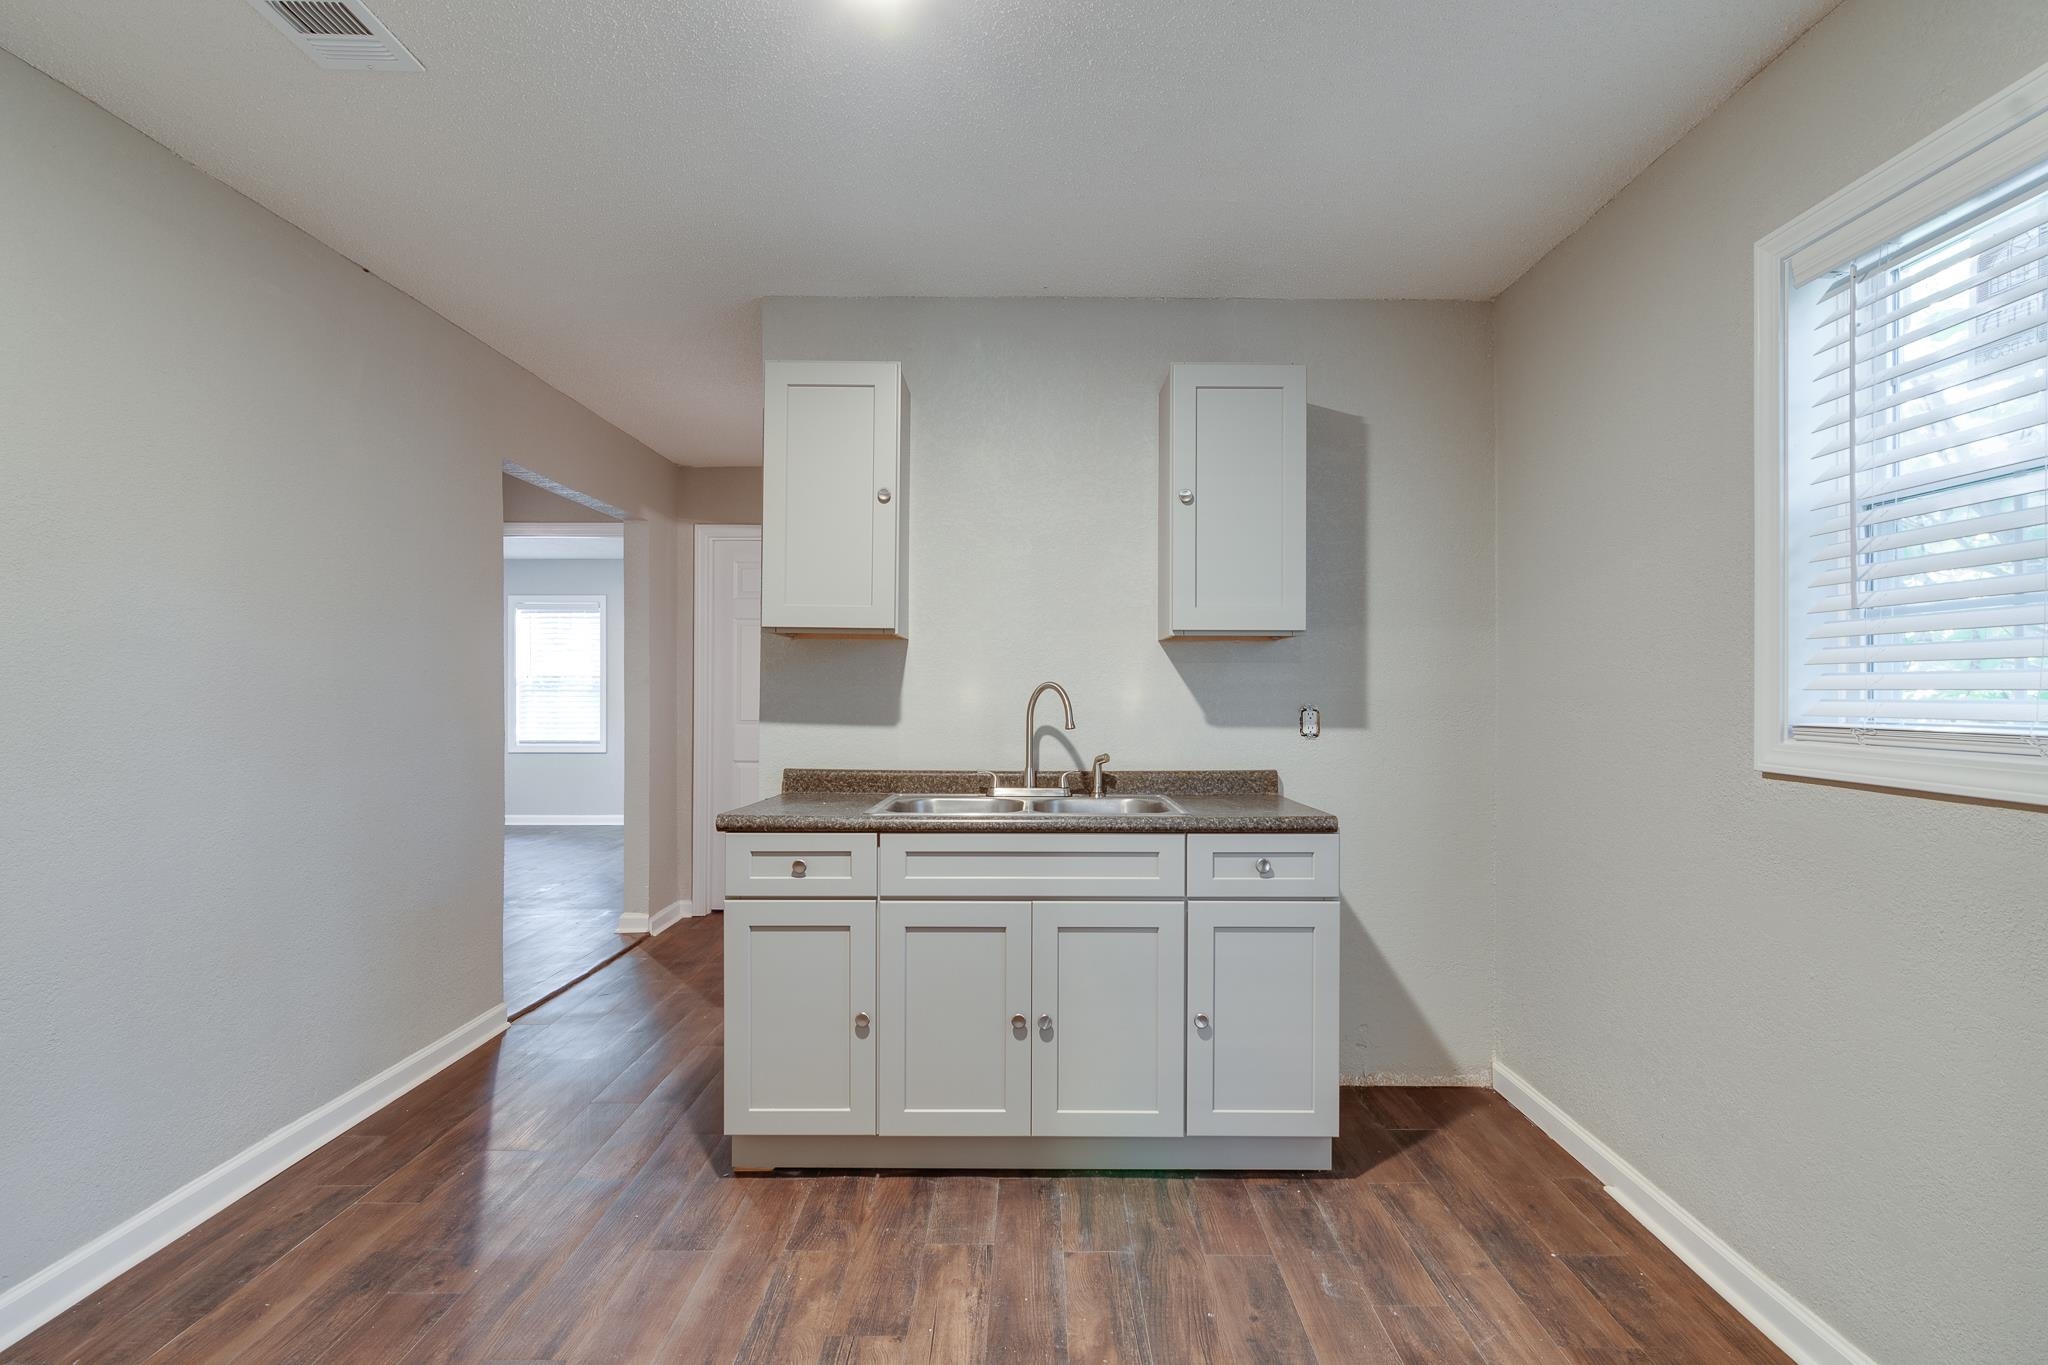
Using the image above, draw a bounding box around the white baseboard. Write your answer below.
[1492,1060,1877,1365]
[504,814,624,826]
[617,899,690,935]
[0,1005,508,1352]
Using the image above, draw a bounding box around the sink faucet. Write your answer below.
[993,681,1076,797]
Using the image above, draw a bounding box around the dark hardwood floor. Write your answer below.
[504,825,638,1016]
[6,916,1789,1364]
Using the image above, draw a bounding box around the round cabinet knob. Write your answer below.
[876,488,892,504]
[790,859,807,878]
[1255,858,1274,878]
[1011,1013,1027,1031]
[1177,488,1194,505]
[853,1012,870,1032]
[1193,1013,1210,1031]
[1038,1014,1053,1033]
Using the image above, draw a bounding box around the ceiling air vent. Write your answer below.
[248,0,423,71]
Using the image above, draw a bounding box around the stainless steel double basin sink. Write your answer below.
[866,794,1184,817]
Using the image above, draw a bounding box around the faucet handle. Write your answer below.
[974,769,998,795]
[1089,753,1112,797]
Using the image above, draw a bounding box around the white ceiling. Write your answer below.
[2,1,1835,465]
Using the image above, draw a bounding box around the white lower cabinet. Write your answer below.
[724,900,876,1135]
[1186,901,1340,1137]
[725,832,1340,1161]
[1030,901,1186,1138]
[877,901,1031,1136]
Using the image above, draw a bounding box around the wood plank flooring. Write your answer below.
[504,825,638,1016]
[6,916,1790,1364]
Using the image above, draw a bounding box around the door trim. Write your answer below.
[692,523,763,923]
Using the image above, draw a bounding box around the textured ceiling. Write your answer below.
[1,0,1835,464]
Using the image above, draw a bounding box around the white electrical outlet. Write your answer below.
[1299,706,1320,738]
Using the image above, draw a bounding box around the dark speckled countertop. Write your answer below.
[715,769,1338,835]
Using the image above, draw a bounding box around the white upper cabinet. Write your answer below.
[1159,363,1307,639]
[761,361,906,637]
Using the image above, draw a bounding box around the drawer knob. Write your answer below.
[1011,1013,1027,1033]
[1193,1013,1210,1032]
[1255,858,1274,878]
[1178,488,1194,505]
[791,859,807,878]
[876,488,892,504]
[854,1012,870,1033]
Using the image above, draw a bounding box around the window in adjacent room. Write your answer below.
[507,595,606,752]
[1756,65,2048,805]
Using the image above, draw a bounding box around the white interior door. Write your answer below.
[878,901,1031,1136]
[1030,901,1185,1137]
[700,528,762,912]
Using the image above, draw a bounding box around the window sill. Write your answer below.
[1757,739,2047,810]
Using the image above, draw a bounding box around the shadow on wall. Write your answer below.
[1343,898,1471,1082]
[1164,404,1368,729]
[760,634,907,727]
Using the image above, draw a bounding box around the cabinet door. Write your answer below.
[1161,363,1307,637]
[724,900,876,1135]
[1186,901,1338,1137]
[878,901,1031,1136]
[1030,901,1185,1137]
[761,361,904,635]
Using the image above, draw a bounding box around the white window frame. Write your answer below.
[1754,61,2048,807]
[506,593,608,754]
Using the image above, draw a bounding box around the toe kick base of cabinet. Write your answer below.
[731,1134,1330,1172]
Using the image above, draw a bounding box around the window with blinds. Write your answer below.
[1789,166,2048,758]
[508,595,606,752]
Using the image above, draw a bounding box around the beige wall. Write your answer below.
[501,472,611,523]
[1492,3,2048,1361]
[679,465,764,525]
[0,49,671,1317]
[761,297,1497,1083]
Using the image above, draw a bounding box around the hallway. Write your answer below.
[503,824,637,1017]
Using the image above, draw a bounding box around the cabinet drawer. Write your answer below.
[726,833,878,898]
[879,834,1185,899]
[1186,834,1338,898]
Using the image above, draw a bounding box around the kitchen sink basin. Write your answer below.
[867,793,1184,817]
[869,795,1029,815]
[1028,796,1182,815]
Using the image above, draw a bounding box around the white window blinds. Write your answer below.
[1794,168,2048,753]
[510,596,605,750]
